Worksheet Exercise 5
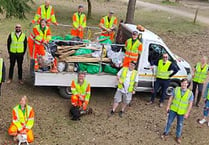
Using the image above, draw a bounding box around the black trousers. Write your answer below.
[9,53,24,80]
[192,81,204,105]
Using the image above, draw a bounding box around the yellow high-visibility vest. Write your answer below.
[156,59,171,79]
[170,87,191,115]
[10,32,25,53]
[118,67,137,92]
[193,62,209,83]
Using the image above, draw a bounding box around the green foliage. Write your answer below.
[0,0,34,19]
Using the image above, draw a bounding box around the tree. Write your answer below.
[87,0,92,19]
[0,0,33,19]
[125,0,136,24]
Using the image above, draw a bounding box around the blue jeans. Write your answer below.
[203,100,209,117]
[164,110,184,138]
[151,78,170,103]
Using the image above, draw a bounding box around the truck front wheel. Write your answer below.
[166,82,179,96]
[58,87,72,99]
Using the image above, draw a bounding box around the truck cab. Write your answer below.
[119,23,192,93]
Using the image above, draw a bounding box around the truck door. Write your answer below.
[136,42,173,92]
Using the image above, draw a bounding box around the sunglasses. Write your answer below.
[16,26,21,28]
[163,56,168,58]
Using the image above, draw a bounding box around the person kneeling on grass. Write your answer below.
[8,96,35,143]
[70,71,92,121]
[198,82,209,126]
[110,61,138,118]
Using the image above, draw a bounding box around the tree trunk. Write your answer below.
[87,0,92,19]
[125,0,136,24]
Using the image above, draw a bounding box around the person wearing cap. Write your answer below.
[192,56,209,107]
[161,78,193,144]
[123,31,142,67]
[31,0,57,26]
[147,53,178,107]
[110,61,138,117]
[70,71,91,120]
[0,52,6,96]
[8,96,35,143]
[7,24,27,84]
[71,5,87,39]
[99,11,118,41]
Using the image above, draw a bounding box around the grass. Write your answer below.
[134,9,205,35]
[0,0,207,43]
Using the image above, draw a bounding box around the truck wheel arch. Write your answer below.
[166,80,180,96]
[58,87,72,99]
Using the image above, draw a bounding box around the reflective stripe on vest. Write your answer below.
[118,67,137,92]
[34,5,56,23]
[193,63,209,83]
[34,25,51,42]
[103,16,116,29]
[170,87,191,115]
[13,105,33,130]
[10,32,25,53]
[41,5,52,21]
[156,59,171,79]
[0,58,3,82]
[71,80,90,101]
[73,12,86,28]
[125,38,141,59]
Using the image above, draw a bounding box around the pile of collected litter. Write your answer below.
[45,35,125,75]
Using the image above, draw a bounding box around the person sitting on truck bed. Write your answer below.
[99,10,118,41]
[70,71,91,120]
[110,61,138,118]
[147,53,178,107]
[123,31,142,67]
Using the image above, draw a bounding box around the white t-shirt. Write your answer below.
[117,68,138,93]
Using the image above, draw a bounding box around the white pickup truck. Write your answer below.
[33,23,192,98]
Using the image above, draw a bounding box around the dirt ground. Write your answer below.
[1,0,209,145]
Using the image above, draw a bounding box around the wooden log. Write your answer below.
[57,44,85,50]
[64,57,111,63]
[59,50,76,59]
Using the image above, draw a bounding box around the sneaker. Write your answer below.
[176,137,181,144]
[110,110,114,115]
[119,111,123,118]
[18,80,24,85]
[146,101,154,105]
[159,103,163,108]
[7,79,12,84]
[196,104,200,107]
[161,133,168,141]
[199,119,207,125]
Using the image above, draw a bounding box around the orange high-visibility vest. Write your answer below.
[33,25,51,45]
[12,105,34,131]
[71,79,91,109]
[32,4,57,24]
[124,38,142,62]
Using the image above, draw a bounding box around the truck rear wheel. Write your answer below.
[58,87,72,99]
[166,82,179,96]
